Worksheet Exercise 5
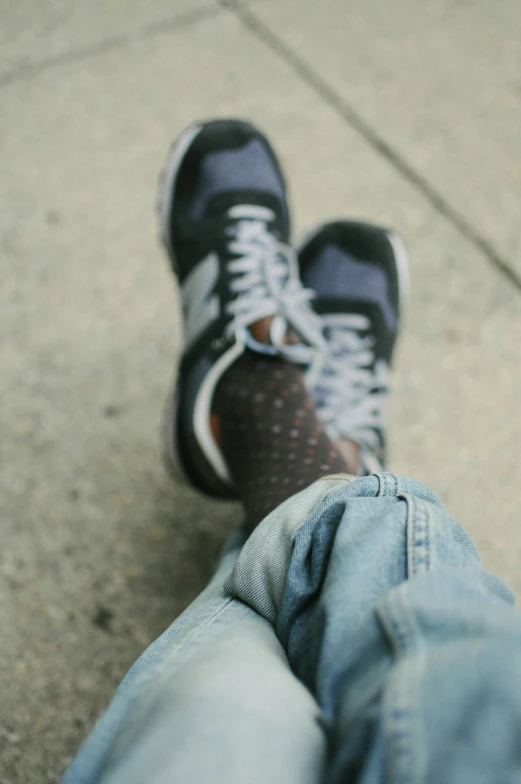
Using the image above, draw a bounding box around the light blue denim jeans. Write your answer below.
[62,473,521,784]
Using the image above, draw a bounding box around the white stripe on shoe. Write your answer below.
[193,339,245,485]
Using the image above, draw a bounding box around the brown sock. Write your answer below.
[213,351,351,532]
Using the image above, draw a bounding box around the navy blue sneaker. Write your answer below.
[298,221,410,471]
[158,119,324,498]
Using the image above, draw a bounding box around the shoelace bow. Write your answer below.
[224,205,326,364]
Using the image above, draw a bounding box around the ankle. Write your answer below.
[337,439,361,476]
[249,317,272,345]
[213,352,349,532]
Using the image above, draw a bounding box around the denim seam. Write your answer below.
[121,596,236,702]
[378,472,399,497]
[63,595,238,784]
[377,493,430,782]
[378,590,428,784]
[401,494,431,578]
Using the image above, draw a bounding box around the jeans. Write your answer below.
[62,473,521,783]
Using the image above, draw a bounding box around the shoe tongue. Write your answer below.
[205,191,288,240]
[228,203,275,221]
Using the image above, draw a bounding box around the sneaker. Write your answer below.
[298,221,410,472]
[158,119,324,498]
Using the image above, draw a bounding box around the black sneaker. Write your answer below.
[158,119,324,498]
[298,221,410,471]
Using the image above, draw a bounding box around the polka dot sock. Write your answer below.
[213,351,349,532]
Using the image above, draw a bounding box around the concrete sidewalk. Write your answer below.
[1,0,520,780]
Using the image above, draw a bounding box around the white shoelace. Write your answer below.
[315,313,389,452]
[224,205,326,363]
[221,205,387,458]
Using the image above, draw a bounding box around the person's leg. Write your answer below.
[65,116,521,784]
[218,221,521,782]
[62,531,326,784]
[213,352,354,531]
[63,119,339,784]
[70,463,521,784]
[64,350,356,784]
[64,120,415,783]
[227,473,521,784]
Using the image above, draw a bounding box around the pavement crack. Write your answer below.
[0,4,221,89]
[223,0,521,293]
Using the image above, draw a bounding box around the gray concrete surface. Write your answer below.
[252,0,521,273]
[1,1,520,781]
